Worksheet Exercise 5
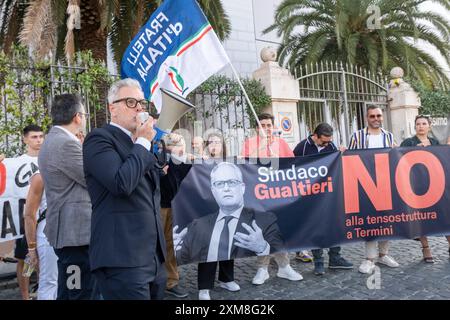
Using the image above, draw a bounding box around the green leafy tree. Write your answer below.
[265,0,450,89]
[0,0,231,126]
[0,45,114,156]
[407,78,450,116]
[197,75,271,128]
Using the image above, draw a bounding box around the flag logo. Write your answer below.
[121,0,230,113]
[156,56,189,96]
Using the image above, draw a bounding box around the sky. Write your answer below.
[418,1,450,77]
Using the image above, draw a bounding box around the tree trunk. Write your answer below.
[77,0,108,128]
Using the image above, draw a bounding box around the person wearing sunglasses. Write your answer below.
[348,105,399,274]
[400,114,449,262]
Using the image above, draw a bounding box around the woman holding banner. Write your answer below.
[196,132,240,300]
[400,114,450,262]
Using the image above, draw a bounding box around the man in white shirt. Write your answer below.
[348,105,399,274]
[24,171,58,300]
[13,124,44,300]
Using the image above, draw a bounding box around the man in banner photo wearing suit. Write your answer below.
[174,162,284,265]
[83,78,166,300]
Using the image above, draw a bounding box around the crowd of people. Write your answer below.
[0,78,449,300]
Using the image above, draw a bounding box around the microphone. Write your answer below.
[138,112,168,152]
[138,112,167,168]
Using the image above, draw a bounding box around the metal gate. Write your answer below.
[295,62,389,146]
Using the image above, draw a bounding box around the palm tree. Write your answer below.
[0,0,231,65]
[0,0,230,127]
[264,0,450,89]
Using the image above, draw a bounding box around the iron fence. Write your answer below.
[0,63,250,156]
[295,61,389,146]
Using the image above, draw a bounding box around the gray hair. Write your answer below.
[210,162,243,182]
[107,78,143,104]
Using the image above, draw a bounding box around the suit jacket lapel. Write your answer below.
[106,124,158,190]
[106,124,133,154]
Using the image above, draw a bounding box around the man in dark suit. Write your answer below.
[83,78,166,300]
[174,162,284,266]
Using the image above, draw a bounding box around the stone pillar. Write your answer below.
[252,47,300,149]
[388,67,421,143]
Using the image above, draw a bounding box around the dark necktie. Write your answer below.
[218,215,234,261]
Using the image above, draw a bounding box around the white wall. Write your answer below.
[220,0,282,77]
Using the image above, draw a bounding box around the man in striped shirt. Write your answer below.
[348,105,399,274]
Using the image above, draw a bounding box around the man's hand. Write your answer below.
[136,116,156,142]
[339,145,347,152]
[173,225,188,252]
[27,250,39,268]
[166,133,186,155]
[233,220,268,254]
[76,130,85,144]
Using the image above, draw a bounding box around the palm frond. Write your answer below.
[268,0,450,88]
[19,0,52,52]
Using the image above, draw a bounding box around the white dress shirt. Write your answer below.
[206,206,270,261]
[54,126,80,142]
[110,121,151,151]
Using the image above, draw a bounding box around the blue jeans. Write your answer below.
[311,247,341,263]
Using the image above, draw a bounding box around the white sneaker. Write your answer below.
[219,281,240,292]
[252,267,270,285]
[276,265,303,281]
[378,255,399,268]
[198,289,211,300]
[359,259,376,274]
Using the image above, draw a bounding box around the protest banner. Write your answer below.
[172,146,450,265]
[0,157,38,242]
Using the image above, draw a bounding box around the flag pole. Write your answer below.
[228,61,267,139]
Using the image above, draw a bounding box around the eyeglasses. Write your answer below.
[77,112,89,118]
[368,114,383,119]
[212,179,242,189]
[208,140,221,145]
[113,97,150,110]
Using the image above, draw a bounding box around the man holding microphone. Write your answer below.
[83,78,166,300]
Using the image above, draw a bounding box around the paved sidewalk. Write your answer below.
[1,237,449,300]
